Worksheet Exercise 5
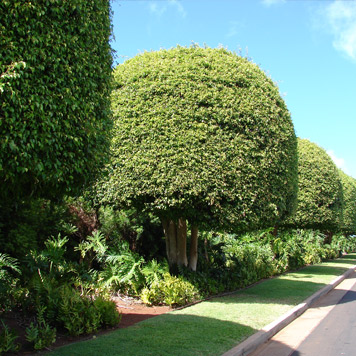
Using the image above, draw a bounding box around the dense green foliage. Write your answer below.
[177,229,353,297]
[101,46,298,232]
[0,320,20,354]
[287,139,343,232]
[21,236,121,336]
[339,170,356,235]
[2,6,356,347]
[45,255,356,356]
[1,197,355,352]
[0,198,69,259]
[140,273,200,306]
[0,0,113,200]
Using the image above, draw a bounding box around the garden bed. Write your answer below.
[2,296,170,355]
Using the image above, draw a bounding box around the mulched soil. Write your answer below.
[2,296,171,356]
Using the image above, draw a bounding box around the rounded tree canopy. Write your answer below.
[101,46,298,232]
[0,0,113,200]
[288,138,343,232]
[339,170,356,235]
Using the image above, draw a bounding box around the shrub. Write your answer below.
[94,296,122,327]
[222,239,275,286]
[22,235,121,336]
[26,306,56,350]
[332,234,356,255]
[140,273,200,306]
[56,286,121,336]
[0,320,20,354]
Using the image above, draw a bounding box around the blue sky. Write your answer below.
[110,0,356,178]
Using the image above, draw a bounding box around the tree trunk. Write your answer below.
[324,231,333,245]
[189,225,198,271]
[204,236,209,263]
[272,225,278,237]
[161,218,188,271]
[177,218,188,267]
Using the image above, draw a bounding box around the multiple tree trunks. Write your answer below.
[161,218,198,271]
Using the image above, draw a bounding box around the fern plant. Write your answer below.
[0,320,20,354]
[100,244,145,294]
[0,253,21,310]
[25,305,56,350]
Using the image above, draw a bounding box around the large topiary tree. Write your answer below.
[100,46,298,270]
[287,139,343,238]
[339,170,356,236]
[0,0,113,200]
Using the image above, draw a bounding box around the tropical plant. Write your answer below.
[140,273,200,306]
[22,235,121,336]
[98,46,298,271]
[0,253,21,310]
[26,305,56,350]
[0,320,20,354]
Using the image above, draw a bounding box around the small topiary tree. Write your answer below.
[99,46,298,271]
[0,0,113,201]
[339,170,356,236]
[287,139,343,240]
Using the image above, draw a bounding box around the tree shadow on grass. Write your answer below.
[325,256,356,265]
[208,265,353,305]
[293,264,352,277]
[45,313,258,356]
[46,257,356,356]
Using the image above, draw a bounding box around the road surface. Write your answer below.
[249,269,356,356]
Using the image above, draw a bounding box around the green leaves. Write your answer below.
[0,0,113,200]
[287,139,343,232]
[339,170,356,235]
[103,46,298,232]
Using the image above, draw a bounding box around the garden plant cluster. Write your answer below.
[1,1,356,354]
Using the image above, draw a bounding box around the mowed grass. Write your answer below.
[47,254,356,356]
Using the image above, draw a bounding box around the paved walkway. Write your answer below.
[249,269,356,356]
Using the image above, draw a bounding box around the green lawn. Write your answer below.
[47,254,356,356]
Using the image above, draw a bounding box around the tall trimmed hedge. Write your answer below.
[0,0,113,199]
[339,170,356,235]
[289,139,343,233]
[100,47,298,268]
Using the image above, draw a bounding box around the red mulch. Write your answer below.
[2,296,171,356]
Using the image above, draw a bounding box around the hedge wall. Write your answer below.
[0,0,113,200]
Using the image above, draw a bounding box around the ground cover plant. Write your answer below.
[46,253,356,356]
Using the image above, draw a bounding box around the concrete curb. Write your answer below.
[221,264,356,356]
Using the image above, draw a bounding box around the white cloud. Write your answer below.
[149,0,186,18]
[327,149,349,173]
[323,1,356,60]
[226,21,242,38]
[149,2,167,17]
[261,0,286,7]
[170,0,186,18]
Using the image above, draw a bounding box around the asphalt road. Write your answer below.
[250,270,356,356]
